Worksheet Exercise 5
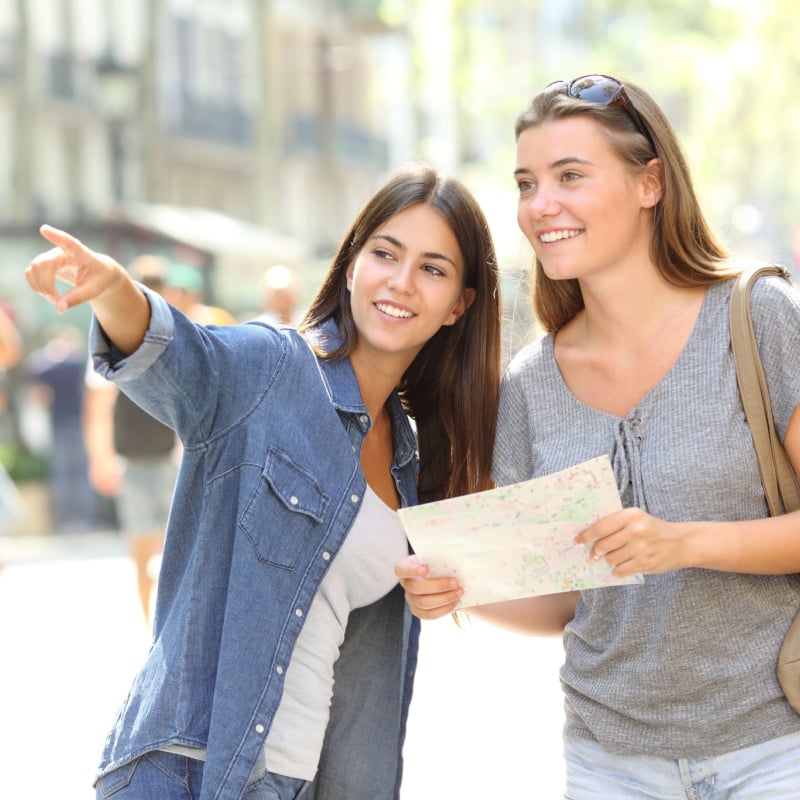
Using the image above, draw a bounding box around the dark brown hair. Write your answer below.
[301,164,501,501]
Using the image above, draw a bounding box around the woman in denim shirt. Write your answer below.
[26,165,502,800]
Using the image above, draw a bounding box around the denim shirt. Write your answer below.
[91,288,420,800]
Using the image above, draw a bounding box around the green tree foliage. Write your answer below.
[446,0,800,264]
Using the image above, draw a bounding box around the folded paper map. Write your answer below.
[398,455,644,608]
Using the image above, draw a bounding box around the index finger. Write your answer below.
[574,509,625,547]
[39,224,93,260]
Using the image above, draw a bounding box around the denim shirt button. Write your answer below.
[276,666,284,675]
[289,496,298,506]
[295,608,303,617]
[350,494,359,503]
[322,551,331,561]
[255,724,265,734]
[359,414,369,425]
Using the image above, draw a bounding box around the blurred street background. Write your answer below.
[0,531,566,799]
[1,2,799,798]
[1,1,799,377]
[1,2,799,511]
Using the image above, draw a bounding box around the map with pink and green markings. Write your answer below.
[399,455,644,609]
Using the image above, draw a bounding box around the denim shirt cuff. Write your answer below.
[89,283,175,383]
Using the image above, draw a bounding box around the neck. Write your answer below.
[575,268,697,345]
[349,349,406,424]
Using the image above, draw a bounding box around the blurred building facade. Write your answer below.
[2,1,798,316]
[0,0,449,317]
[0,0,419,243]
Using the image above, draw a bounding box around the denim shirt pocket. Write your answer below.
[239,447,330,569]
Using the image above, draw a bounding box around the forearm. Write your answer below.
[90,277,151,356]
[685,513,800,574]
[463,591,578,636]
[686,405,800,574]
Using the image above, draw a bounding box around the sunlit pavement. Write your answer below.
[0,533,151,800]
[0,533,565,800]
[402,614,566,799]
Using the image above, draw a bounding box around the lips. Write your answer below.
[539,229,583,243]
[375,302,415,319]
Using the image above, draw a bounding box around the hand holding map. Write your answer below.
[398,455,643,609]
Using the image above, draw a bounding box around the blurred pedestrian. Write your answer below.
[83,255,178,627]
[0,304,23,548]
[0,302,22,435]
[24,325,96,532]
[26,163,501,800]
[0,303,22,374]
[163,262,237,326]
[256,264,302,326]
[398,75,800,797]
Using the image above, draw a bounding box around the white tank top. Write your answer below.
[259,485,409,780]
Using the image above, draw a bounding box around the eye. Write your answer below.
[372,247,395,260]
[516,179,536,195]
[422,263,446,277]
[561,170,582,183]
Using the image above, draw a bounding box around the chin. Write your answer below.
[540,262,581,282]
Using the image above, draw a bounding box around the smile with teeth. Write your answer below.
[376,302,415,319]
[539,229,582,243]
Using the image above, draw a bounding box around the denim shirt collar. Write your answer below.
[312,319,417,473]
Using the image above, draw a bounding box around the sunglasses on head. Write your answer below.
[544,74,655,151]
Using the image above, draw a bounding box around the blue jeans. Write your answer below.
[564,729,800,799]
[94,751,308,800]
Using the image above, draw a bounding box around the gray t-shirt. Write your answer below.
[493,275,800,757]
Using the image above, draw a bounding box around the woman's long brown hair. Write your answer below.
[300,164,502,501]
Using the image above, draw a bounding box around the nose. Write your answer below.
[518,183,558,239]
[526,183,559,217]
[387,261,415,295]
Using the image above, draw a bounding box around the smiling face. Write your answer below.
[515,115,661,284]
[345,203,474,372]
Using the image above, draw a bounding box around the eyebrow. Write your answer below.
[371,233,457,268]
[514,156,595,176]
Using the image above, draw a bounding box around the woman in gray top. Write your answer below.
[398,76,800,798]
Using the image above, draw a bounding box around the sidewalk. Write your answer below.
[0,533,566,799]
[0,532,151,800]
[402,613,566,798]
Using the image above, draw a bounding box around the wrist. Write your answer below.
[680,520,710,569]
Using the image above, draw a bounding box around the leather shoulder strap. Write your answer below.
[729,265,800,515]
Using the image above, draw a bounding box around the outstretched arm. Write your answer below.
[26,225,150,355]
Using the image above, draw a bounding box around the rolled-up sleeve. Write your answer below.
[89,284,175,382]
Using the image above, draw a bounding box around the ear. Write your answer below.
[640,157,664,209]
[443,287,476,326]
[345,261,354,291]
